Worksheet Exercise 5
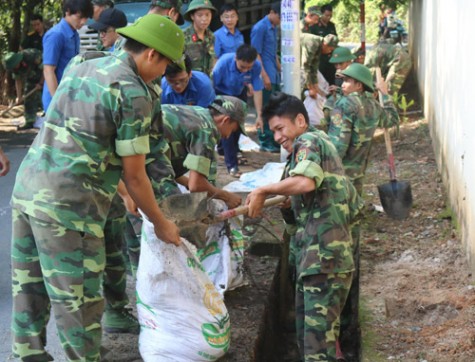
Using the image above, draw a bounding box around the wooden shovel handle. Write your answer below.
[0,87,38,117]
[376,67,397,181]
[214,195,287,222]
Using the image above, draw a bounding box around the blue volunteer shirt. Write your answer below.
[214,26,244,58]
[212,53,264,96]
[161,71,216,107]
[42,18,80,111]
[251,16,280,85]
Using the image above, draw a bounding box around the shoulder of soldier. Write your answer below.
[335,93,361,111]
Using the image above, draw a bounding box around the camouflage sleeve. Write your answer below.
[327,101,355,159]
[378,93,400,128]
[300,35,319,86]
[182,127,217,178]
[288,135,325,187]
[115,90,152,157]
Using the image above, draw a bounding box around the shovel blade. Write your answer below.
[377,180,413,220]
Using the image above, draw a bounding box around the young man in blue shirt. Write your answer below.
[251,1,281,152]
[161,55,216,107]
[212,44,264,176]
[214,4,244,58]
[42,0,93,112]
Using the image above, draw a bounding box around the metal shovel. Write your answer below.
[375,68,413,220]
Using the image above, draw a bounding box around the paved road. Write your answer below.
[0,130,65,361]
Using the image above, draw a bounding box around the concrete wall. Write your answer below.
[409,0,475,271]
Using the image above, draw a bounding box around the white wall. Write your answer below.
[410,0,475,270]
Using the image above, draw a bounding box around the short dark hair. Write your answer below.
[31,14,43,22]
[122,37,150,54]
[261,92,309,125]
[165,54,192,77]
[270,2,280,15]
[63,0,94,18]
[236,44,257,63]
[219,3,238,16]
[321,4,333,13]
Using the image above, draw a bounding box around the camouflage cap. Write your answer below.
[341,63,374,91]
[151,0,184,25]
[2,52,23,71]
[306,6,322,16]
[210,96,248,135]
[323,34,339,47]
[184,0,217,21]
[329,46,356,64]
[117,14,185,69]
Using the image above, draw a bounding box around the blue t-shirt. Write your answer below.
[161,71,216,107]
[212,53,264,96]
[42,18,80,111]
[214,26,244,58]
[251,16,280,85]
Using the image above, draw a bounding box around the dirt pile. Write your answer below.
[360,117,475,361]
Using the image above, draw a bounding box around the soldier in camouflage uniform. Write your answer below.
[158,98,244,208]
[183,0,216,76]
[364,31,412,95]
[10,14,184,361]
[3,49,43,130]
[324,63,399,360]
[322,46,356,113]
[300,33,338,99]
[124,96,245,272]
[246,92,363,361]
[301,5,321,33]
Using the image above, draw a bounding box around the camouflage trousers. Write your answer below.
[103,214,129,310]
[295,272,352,361]
[11,209,105,362]
[24,81,42,124]
[123,213,142,276]
[386,66,411,95]
[339,178,363,358]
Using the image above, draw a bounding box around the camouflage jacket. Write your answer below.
[11,50,153,238]
[365,42,412,87]
[161,104,219,182]
[300,33,323,86]
[285,126,363,278]
[11,48,43,83]
[326,91,399,185]
[184,26,216,76]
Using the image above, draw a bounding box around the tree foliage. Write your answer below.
[0,0,61,54]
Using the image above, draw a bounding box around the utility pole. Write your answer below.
[280,0,300,161]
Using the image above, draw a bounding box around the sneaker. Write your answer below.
[103,307,140,334]
[228,167,241,178]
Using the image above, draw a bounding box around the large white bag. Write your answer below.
[198,200,248,294]
[137,218,231,362]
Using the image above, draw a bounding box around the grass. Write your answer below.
[360,297,387,362]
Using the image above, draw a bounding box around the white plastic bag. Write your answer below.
[303,71,330,126]
[137,219,230,362]
[198,200,248,294]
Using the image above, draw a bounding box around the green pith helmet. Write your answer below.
[341,63,374,91]
[3,52,23,71]
[184,0,217,22]
[116,14,185,69]
[329,47,356,64]
[210,95,248,135]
